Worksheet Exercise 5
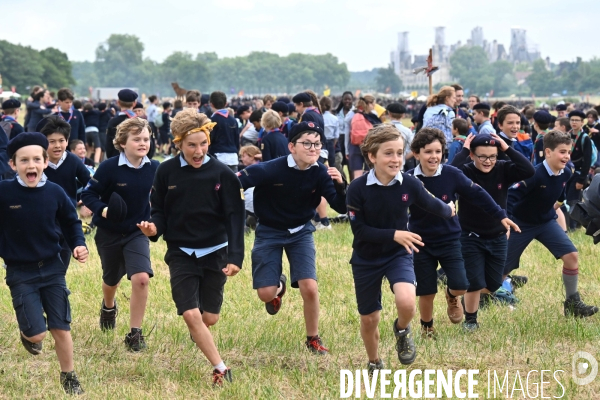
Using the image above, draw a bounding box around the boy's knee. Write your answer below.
[257,287,277,302]
[562,252,578,268]
[299,280,318,300]
[182,308,202,325]
[24,331,46,343]
[202,312,220,327]
[360,312,380,328]
[395,298,416,316]
[131,273,150,288]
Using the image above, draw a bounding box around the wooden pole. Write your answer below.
[428,49,433,95]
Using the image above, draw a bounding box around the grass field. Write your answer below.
[1,222,600,399]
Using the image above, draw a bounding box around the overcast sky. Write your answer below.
[3,0,596,71]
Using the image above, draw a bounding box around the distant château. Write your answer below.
[391,26,541,88]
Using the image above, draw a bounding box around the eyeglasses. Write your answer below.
[570,119,582,123]
[474,154,497,162]
[297,141,323,150]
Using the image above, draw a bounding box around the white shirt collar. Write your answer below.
[366,169,403,186]
[47,151,68,170]
[287,154,319,170]
[118,152,151,169]
[498,131,517,142]
[17,173,47,187]
[542,159,564,176]
[180,153,210,167]
[414,163,443,177]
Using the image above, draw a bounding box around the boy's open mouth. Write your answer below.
[26,172,37,181]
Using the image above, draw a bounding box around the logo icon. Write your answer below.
[402,194,408,202]
[490,139,495,145]
[308,122,315,128]
[497,183,502,190]
[572,351,598,386]
[348,211,356,220]
[215,183,221,191]
[442,195,448,201]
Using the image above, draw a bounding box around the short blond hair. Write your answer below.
[171,108,215,146]
[113,117,150,152]
[239,144,262,159]
[261,109,282,131]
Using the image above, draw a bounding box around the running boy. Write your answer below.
[347,124,455,370]
[1,132,88,394]
[408,128,519,336]
[450,133,534,330]
[209,91,240,172]
[36,88,86,143]
[505,130,598,317]
[81,117,159,351]
[237,121,347,354]
[1,98,24,139]
[137,108,244,385]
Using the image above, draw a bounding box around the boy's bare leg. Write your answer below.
[50,329,74,372]
[130,273,149,328]
[418,294,436,322]
[393,282,416,328]
[183,309,222,365]
[360,311,380,362]
[102,282,119,308]
[464,290,480,313]
[298,278,319,337]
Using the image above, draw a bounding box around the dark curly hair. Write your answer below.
[410,127,446,154]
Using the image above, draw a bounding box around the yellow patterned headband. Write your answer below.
[173,122,217,145]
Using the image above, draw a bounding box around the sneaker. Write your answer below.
[508,275,528,289]
[265,275,287,315]
[124,328,147,352]
[306,335,329,355]
[564,292,599,318]
[212,368,232,387]
[420,325,436,339]
[445,289,464,324]
[81,222,93,235]
[462,320,480,332]
[60,371,84,395]
[20,333,42,355]
[314,222,332,231]
[367,359,385,377]
[331,214,349,224]
[393,320,416,365]
[99,300,118,330]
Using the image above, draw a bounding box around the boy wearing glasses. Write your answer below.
[450,133,534,330]
[237,121,347,355]
[565,110,593,230]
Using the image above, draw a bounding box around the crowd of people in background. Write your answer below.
[1,82,600,395]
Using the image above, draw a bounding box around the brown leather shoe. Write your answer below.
[420,325,436,339]
[445,289,464,324]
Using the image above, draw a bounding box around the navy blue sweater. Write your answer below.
[27,103,53,131]
[98,109,112,132]
[347,173,452,264]
[209,110,240,155]
[261,129,290,162]
[299,108,324,128]
[0,180,86,266]
[508,162,572,225]
[148,154,245,267]
[0,124,11,178]
[83,109,100,128]
[44,152,92,207]
[1,116,24,139]
[451,147,535,238]
[36,110,86,142]
[105,114,129,159]
[159,112,171,136]
[81,156,159,234]
[407,165,507,243]
[238,156,347,230]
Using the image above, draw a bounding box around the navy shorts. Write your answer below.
[325,139,336,167]
[414,239,469,296]
[251,222,316,289]
[5,257,72,337]
[504,219,577,275]
[352,253,416,315]
[164,247,228,315]
[95,227,153,286]
[461,232,507,292]
[86,130,101,149]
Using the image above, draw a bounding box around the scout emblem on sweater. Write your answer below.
[402,194,408,202]
[215,183,221,191]
[442,195,448,201]
[348,211,355,221]
[498,184,502,190]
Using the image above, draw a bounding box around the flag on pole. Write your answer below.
[323,88,331,97]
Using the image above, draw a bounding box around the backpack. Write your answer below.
[350,113,373,146]
[423,107,453,140]
[285,118,294,136]
[513,131,533,160]
[0,119,13,138]
[572,132,598,166]
[154,113,164,128]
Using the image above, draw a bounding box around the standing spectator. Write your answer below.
[422,86,456,148]
[319,97,339,168]
[335,92,354,176]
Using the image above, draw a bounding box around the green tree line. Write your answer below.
[72,34,350,97]
[0,40,74,93]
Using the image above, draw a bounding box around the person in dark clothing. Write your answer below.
[209,91,240,172]
[1,98,24,139]
[27,89,54,132]
[83,102,102,164]
[450,133,534,330]
[36,88,86,144]
[566,110,593,230]
[137,108,243,386]
[260,110,289,162]
[158,101,172,156]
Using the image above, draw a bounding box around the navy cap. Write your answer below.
[470,134,500,150]
[2,98,21,109]
[201,94,210,105]
[133,102,144,110]
[292,92,311,103]
[473,103,491,111]
[386,103,406,114]
[555,104,567,111]
[271,101,289,114]
[287,103,296,113]
[288,121,324,143]
[118,89,138,102]
[277,96,291,104]
[107,192,128,223]
[7,132,49,159]
[97,103,107,111]
[569,110,586,119]
[533,110,552,124]
[237,105,250,114]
